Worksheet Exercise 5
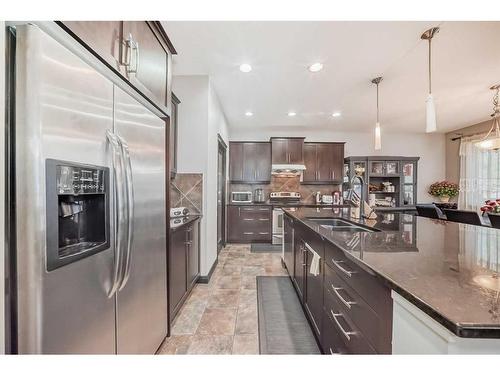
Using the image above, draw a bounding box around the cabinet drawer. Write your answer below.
[241,231,272,242]
[324,265,391,353]
[322,295,376,354]
[324,242,391,317]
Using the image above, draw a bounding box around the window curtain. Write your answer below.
[459,135,500,211]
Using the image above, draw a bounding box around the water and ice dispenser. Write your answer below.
[46,159,110,271]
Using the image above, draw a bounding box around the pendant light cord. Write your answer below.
[376,82,380,123]
[428,38,432,94]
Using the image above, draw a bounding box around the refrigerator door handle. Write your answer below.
[106,130,128,298]
[118,135,135,291]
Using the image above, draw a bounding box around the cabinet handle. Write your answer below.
[332,170,335,180]
[243,208,255,211]
[331,259,357,277]
[243,218,254,221]
[243,232,254,235]
[254,170,257,180]
[331,285,357,309]
[238,207,241,217]
[301,263,307,266]
[318,171,321,180]
[329,348,335,355]
[258,208,269,211]
[258,218,269,221]
[330,309,356,341]
[259,232,269,235]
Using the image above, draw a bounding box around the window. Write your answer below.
[459,136,500,211]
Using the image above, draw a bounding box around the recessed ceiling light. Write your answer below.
[239,64,252,73]
[288,112,297,117]
[245,111,253,117]
[331,112,341,117]
[308,62,323,73]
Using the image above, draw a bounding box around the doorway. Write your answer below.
[217,135,227,253]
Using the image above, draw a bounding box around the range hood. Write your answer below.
[271,164,307,176]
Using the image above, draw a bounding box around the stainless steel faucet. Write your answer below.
[349,169,365,219]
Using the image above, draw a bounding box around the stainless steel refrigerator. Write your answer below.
[12,24,168,354]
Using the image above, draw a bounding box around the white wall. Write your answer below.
[231,127,446,203]
[1,21,6,354]
[173,75,230,276]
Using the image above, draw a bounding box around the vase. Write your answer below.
[439,196,450,203]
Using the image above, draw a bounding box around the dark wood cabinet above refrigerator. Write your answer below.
[58,21,175,115]
[229,142,271,183]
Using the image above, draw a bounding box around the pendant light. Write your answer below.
[421,27,440,133]
[372,77,383,150]
[475,84,500,150]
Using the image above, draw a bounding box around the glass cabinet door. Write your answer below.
[402,162,417,206]
[385,161,399,175]
[369,161,384,176]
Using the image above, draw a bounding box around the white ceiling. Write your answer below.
[163,21,500,134]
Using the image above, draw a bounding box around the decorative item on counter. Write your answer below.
[480,199,500,215]
[428,181,459,203]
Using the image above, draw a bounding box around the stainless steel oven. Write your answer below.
[272,208,284,245]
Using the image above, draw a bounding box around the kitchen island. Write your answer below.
[283,207,500,354]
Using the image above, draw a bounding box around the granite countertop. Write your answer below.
[228,201,350,208]
[170,215,202,231]
[284,207,500,338]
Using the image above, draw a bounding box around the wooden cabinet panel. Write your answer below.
[271,138,288,164]
[187,222,200,289]
[61,21,123,70]
[288,138,304,164]
[303,144,317,182]
[242,143,258,181]
[305,247,323,337]
[254,143,271,182]
[122,21,168,108]
[302,143,344,184]
[316,144,332,183]
[331,143,344,182]
[169,227,187,318]
[229,142,271,183]
[293,226,306,301]
[229,143,244,182]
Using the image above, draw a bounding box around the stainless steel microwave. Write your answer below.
[231,191,253,203]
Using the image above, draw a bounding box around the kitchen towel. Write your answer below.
[306,243,321,276]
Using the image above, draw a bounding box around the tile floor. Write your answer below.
[158,244,287,355]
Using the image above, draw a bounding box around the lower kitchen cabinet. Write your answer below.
[283,215,295,275]
[303,232,324,338]
[169,218,200,322]
[284,213,392,354]
[227,205,272,243]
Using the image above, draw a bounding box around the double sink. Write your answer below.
[305,218,378,233]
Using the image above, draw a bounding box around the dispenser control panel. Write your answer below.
[56,165,106,195]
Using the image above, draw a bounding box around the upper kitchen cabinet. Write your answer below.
[122,21,170,109]
[229,142,271,183]
[59,21,123,70]
[271,137,305,164]
[59,21,175,114]
[303,142,344,184]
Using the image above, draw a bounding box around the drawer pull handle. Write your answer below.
[258,218,269,221]
[330,309,356,341]
[259,208,269,211]
[331,259,357,277]
[331,285,356,309]
[243,218,255,221]
[243,232,254,235]
[259,232,270,235]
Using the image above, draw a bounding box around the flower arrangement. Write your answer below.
[480,199,500,215]
[428,181,459,202]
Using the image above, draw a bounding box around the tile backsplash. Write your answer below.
[230,176,341,204]
[171,173,203,214]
